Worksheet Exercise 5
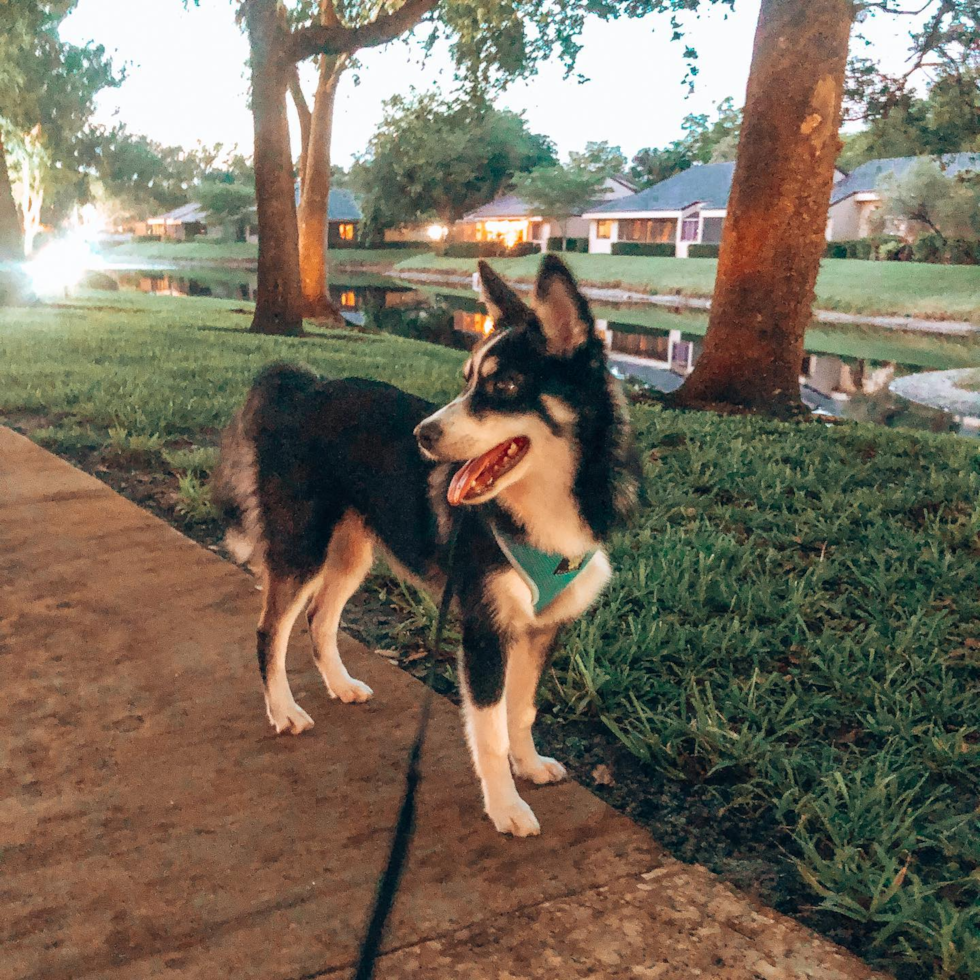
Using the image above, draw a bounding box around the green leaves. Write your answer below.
[353,89,556,231]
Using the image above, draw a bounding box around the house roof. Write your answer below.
[459,175,639,223]
[327,188,362,222]
[830,152,980,204]
[585,162,736,216]
[292,183,363,221]
[151,187,363,227]
[147,202,209,225]
[461,193,539,222]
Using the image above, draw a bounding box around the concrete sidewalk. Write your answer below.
[1,427,889,980]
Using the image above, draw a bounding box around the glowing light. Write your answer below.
[482,219,528,249]
[482,316,495,335]
[340,290,356,308]
[426,223,448,242]
[29,236,100,295]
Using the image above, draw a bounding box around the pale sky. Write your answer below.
[61,0,923,167]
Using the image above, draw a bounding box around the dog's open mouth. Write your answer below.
[447,437,530,506]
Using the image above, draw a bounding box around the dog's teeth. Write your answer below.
[506,443,518,457]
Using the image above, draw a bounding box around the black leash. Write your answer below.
[352,517,460,980]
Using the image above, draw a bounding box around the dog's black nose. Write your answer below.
[414,420,442,453]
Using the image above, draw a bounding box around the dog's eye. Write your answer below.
[493,376,520,397]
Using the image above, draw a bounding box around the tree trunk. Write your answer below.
[245,0,305,336]
[297,53,346,322]
[0,132,23,262]
[0,131,32,306]
[673,0,854,414]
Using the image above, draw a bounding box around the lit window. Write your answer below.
[339,223,355,241]
[596,220,613,240]
[340,290,356,308]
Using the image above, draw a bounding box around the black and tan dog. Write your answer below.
[213,256,640,836]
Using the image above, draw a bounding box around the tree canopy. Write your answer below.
[0,1,119,259]
[877,158,980,241]
[353,90,556,233]
[630,97,742,187]
[511,160,607,245]
[839,67,980,170]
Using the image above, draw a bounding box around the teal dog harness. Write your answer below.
[490,523,597,614]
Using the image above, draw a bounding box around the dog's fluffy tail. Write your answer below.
[211,396,263,568]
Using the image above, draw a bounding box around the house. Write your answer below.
[826,152,980,240]
[146,202,210,241]
[583,162,735,257]
[584,161,855,257]
[453,176,638,250]
[293,185,363,247]
[146,201,258,243]
[324,188,362,247]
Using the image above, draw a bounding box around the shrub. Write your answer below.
[688,243,720,259]
[376,240,430,250]
[946,239,980,266]
[825,237,905,261]
[546,237,588,253]
[506,242,541,257]
[912,233,946,264]
[135,235,162,243]
[611,242,676,257]
[444,241,504,258]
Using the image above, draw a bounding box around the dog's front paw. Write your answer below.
[266,697,315,735]
[513,754,567,785]
[328,677,374,704]
[487,796,541,837]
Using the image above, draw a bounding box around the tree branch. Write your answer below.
[288,0,438,62]
[320,0,342,29]
[288,65,312,186]
[288,66,312,126]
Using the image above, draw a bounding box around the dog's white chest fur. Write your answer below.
[487,548,612,630]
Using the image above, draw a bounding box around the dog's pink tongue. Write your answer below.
[447,442,509,506]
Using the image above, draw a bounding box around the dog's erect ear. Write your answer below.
[478,260,528,324]
[531,255,594,356]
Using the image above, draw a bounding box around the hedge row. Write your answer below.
[611,242,676,257]
[687,243,720,259]
[824,234,980,265]
[545,237,588,253]
[380,240,432,250]
[443,241,541,258]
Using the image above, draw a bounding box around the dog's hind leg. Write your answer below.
[506,626,566,785]
[306,512,375,704]
[460,619,540,837]
[258,572,317,735]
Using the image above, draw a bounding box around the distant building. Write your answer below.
[147,187,363,245]
[585,152,979,256]
[146,203,211,241]
[583,161,852,256]
[826,152,980,240]
[453,176,637,250]
[322,188,362,247]
[293,185,363,247]
[583,162,736,257]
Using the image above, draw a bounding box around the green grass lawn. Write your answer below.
[396,252,980,324]
[2,293,979,979]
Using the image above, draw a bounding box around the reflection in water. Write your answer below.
[102,267,975,437]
